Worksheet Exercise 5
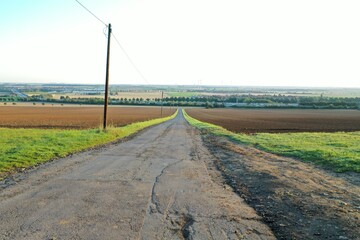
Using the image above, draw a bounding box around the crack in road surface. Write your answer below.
[0,110,275,240]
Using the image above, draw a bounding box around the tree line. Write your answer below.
[1,94,359,109]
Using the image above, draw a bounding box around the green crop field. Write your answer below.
[166,92,200,97]
[0,111,177,179]
[183,109,360,172]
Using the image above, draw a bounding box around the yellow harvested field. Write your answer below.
[26,92,169,100]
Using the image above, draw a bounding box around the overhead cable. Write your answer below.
[112,32,149,84]
[74,0,149,84]
[74,0,108,27]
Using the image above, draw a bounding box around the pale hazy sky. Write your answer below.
[0,0,359,87]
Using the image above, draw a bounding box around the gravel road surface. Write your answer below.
[0,110,275,240]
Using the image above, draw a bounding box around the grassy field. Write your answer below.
[26,91,167,100]
[166,92,200,97]
[0,110,177,178]
[183,109,360,172]
[166,92,233,97]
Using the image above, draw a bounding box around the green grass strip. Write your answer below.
[0,110,178,178]
[183,109,360,173]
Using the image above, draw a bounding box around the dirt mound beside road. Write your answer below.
[203,134,360,240]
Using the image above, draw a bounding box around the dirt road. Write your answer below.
[0,111,275,239]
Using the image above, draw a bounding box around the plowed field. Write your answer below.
[185,108,360,133]
[0,106,176,129]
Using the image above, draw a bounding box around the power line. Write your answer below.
[74,0,149,84]
[74,0,107,27]
[112,32,149,84]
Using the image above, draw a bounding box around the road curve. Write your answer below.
[0,110,275,240]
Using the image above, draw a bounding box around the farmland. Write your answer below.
[0,110,177,178]
[0,105,176,177]
[0,105,176,129]
[25,91,168,100]
[184,109,360,172]
[1,93,359,239]
[185,108,360,133]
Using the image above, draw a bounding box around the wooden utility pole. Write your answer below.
[103,23,112,130]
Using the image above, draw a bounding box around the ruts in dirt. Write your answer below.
[203,134,360,240]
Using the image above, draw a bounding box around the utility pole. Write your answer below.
[103,23,112,130]
[160,91,164,117]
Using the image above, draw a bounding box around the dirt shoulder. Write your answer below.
[202,133,360,240]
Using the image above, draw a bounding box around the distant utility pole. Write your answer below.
[103,23,112,130]
[160,91,164,117]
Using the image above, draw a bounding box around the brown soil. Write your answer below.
[0,106,176,129]
[202,133,360,239]
[186,108,360,133]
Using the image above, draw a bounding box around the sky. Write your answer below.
[0,0,359,87]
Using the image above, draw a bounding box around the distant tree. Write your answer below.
[205,102,214,108]
[244,97,253,104]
